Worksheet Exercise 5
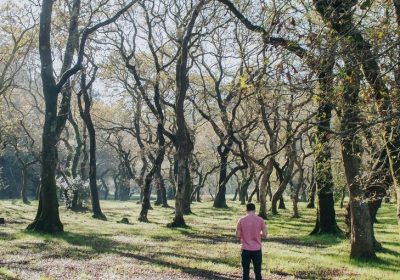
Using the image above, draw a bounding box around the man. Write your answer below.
[236,203,267,280]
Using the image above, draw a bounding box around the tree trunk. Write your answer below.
[247,172,260,203]
[310,52,341,235]
[291,147,304,218]
[21,166,29,204]
[113,174,119,200]
[137,156,147,203]
[71,190,79,209]
[340,54,375,259]
[196,186,201,202]
[313,160,338,233]
[238,188,246,204]
[191,186,201,202]
[138,172,153,222]
[78,77,106,220]
[68,114,83,211]
[240,166,255,205]
[140,122,166,221]
[248,184,259,203]
[183,163,193,214]
[349,202,376,259]
[292,193,299,218]
[340,186,346,209]
[168,1,205,227]
[87,122,105,219]
[291,172,303,218]
[232,187,239,201]
[307,181,316,208]
[155,170,164,206]
[314,0,399,233]
[169,145,192,227]
[368,198,383,249]
[80,127,88,180]
[27,92,63,232]
[35,181,40,200]
[299,185,307,202]
[272,155,295,215]
[117,162,131,201]
[26,0,77,233]
[161,177,169,207]
[278,196,286,209]
[213,146,229,208]
[292,188,300,218]
[155,189,162,205]
[366,149,391,232]
[119,179,130,201]
[266,182,271,201]
[258,160,274,219]
[101,178,109,200]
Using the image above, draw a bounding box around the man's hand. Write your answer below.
[261,222,267,239]
[261,230,267,239]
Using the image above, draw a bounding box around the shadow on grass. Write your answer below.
[271,266,359,280]
[267,234,344,248]
[24,231,144,256]
[160,251,238,268]
[377,247,400,258]
[149,234,175,242]
[151,223,343,248]
[380,241,400,247]
[118,252,240,280]
[349,256,400,273]
[174,228,237,244]
[374,218,398,225]
[376,230,399,235]
[0,231,17,241]
[23,231,240,279]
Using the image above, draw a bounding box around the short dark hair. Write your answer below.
[246,203,255,211]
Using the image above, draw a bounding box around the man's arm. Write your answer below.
[261,221,267,239]
[236,220,241,240]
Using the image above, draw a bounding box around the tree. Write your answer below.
[191,26,253,208]
[310,48,342,235]
[77,63,106,220]
[0,1,36,97]
[217,0,341,233]
[168,0,207,227]
[340,52,376,259]
[116,0,176,216]
[27,0,137,233]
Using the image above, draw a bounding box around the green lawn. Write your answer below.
[0,199,399,279]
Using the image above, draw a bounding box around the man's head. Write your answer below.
[246,203,256,212]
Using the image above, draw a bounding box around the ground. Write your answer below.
[0,199,399,280]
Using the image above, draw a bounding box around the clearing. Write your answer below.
[0,200,399,280]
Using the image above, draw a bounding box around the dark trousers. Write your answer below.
[241,249,262,280]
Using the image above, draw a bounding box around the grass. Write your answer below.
[0,199,399,280]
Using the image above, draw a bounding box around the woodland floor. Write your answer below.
[0,199,399,280]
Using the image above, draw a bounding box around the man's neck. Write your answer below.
[246,211,255,215]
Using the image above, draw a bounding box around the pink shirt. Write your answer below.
[236,212,267,251]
